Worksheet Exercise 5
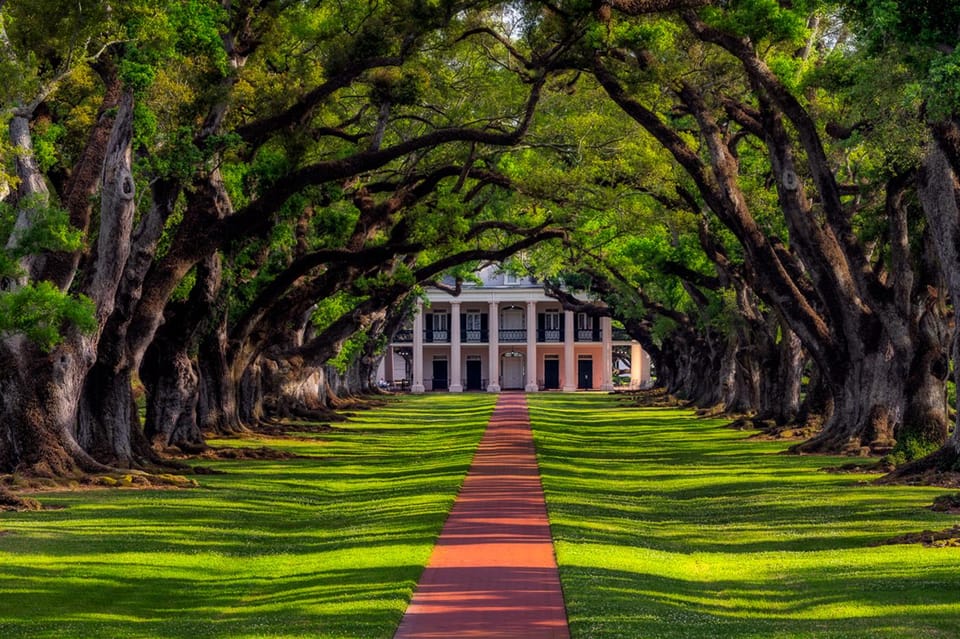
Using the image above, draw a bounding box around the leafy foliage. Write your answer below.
[0,281,96,351]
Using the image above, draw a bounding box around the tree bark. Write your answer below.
[909,134,960,469]
[198,313,244,434]
[140,254,222,452]
[1,93,137,474]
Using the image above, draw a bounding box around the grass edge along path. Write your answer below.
[527,392,960,639]
[0,393,495,639]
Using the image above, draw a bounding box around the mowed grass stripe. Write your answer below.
[527,392,960,639]
[0,393,495,639]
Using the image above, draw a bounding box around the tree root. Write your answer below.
[872,525,960,547]
[744,418,822,442]
[0,486,41,511]
[196,446,300,461]
[877,446,960,486]
[615,387,683,408]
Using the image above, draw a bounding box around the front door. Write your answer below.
[501,355,524,389]
[578,358,593,389]
[466,360,482,390]
[432,360,448,391]
[544,359,560,389]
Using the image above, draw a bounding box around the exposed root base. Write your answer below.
[195,446,301,461]
[789,433,890,457]
[694,404,730,418]
[744,419,822,442]
[930,493,960,514]
[614,387,684,408]
[1,471,199,501]
[878,447,960,486]
[0,487,41,511]
[873,525,960,548]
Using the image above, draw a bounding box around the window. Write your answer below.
[431,311,449,341]
[577,313,593,330]
[504,272,518,285]
[544,311,561,331]
[466,312,482,331]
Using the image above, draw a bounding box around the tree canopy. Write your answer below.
[2,0,960,484]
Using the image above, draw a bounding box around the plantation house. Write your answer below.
[381,266,651,393]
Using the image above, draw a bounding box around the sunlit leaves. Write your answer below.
[0,196,84,264]
[0,281,96,351]
[702,0,814,45]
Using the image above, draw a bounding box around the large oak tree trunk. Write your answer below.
[198,316,244,435]
[0,340,108,475]
[898,132,960,473]
[140,255,222,451]
[796,341,905,455]
[759,327,804,425]
[1,92,138,475]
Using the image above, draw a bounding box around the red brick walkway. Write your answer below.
[393,393,570,639]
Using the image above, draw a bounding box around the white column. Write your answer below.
[449,301,462,392]
[487,301,500,392]
[600,316,614,391]
[384,345,394,385]
[525,300,538,392]
[562,310,576,391]
[630,342,643,389]
[641,348,652,387]
[411,301,425,393]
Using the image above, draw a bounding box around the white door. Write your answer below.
[501,355,524,389]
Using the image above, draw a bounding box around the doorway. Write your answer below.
[466,359,483,390]
[432,359,448,391]
[501,353,524,389]
[544,358,560,389]
[578,357,593,389]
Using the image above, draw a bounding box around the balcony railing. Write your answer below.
[396,326,614,344]
[499,329,526,342]
[462,329,488,343]
[537,329,564,342]
[575,328,601,342]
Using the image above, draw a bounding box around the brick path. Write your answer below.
[393,393,570,639]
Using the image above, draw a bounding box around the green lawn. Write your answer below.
[4,392,959,639]
[528,393,960,639]
[0,394,495,639]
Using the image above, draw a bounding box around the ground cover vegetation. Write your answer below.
[0,393,495,638]
[1,0,960,569]
[529,392,960,639]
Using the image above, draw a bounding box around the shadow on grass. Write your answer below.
[562,562,960,639]
[0,393,498,639]
[528,392,960,639]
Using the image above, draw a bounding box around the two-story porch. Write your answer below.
[384,295,650,393]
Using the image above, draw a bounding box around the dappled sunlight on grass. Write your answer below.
[528,393,960,639]
[0,394,496,639]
